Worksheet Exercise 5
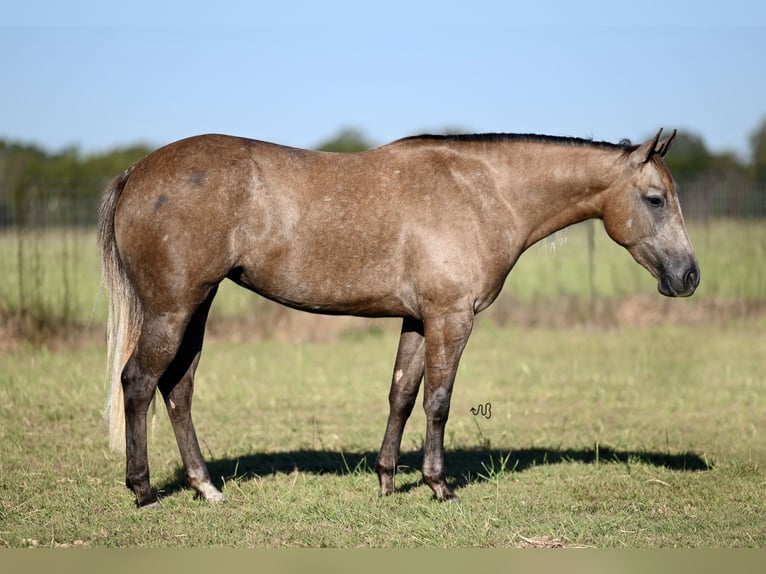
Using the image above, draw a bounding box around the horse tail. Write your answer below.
[98,166,142,453]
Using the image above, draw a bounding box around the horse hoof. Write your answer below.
[436,492,461,504]
[196,482,226,504]
[379,484,397,497]
[206,492,226,504]
[138,499,161,510]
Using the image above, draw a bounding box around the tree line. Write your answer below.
[2,120,765,228]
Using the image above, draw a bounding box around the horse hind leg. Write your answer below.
[157,287,225,503]
[375,317,425,496]
[121,287,218,507]
[122,313,189,507]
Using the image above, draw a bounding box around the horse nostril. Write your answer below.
[684,267,700,291]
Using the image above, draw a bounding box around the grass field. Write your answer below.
[1,317,764,547]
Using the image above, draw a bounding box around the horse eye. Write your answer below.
[645,195,665,208]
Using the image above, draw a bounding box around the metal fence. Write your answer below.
[0,181,103,229]
[0,177,764,336]
[677,179,766,220]
[1,177,765,230]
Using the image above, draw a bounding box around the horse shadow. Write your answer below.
[156,445,711,500]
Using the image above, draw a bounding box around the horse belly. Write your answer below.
[231,233,413,317]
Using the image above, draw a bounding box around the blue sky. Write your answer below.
[2,1,766,158]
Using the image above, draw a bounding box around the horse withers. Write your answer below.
[98,128,699,507]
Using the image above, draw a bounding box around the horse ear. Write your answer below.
[630,128,664,166]
[656,129,677,158]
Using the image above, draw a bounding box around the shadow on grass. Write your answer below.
[156,445,711,500]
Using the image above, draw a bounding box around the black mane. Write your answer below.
[398,132,637,151]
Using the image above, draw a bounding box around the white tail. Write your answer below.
[98,168,144,452]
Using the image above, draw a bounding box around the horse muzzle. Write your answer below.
[658,263,700,297]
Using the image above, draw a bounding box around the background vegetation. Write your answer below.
[2,119,766,230]
[1,121,766,339]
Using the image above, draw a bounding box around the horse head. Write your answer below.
[602,129,700,297]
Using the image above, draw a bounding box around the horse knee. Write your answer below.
[424,386,452,422]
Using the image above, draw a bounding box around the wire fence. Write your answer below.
[0,177,764,338]
[678,179,766,220]
[1,177,765,230]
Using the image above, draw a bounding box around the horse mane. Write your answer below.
[397,132,638,152]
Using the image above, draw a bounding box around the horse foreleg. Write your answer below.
[421,310,474,502]
[375,317,425,496]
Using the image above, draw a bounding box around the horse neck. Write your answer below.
[495,143,622,248]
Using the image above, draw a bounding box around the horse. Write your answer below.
[98,128,699,508]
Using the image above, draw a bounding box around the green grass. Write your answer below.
[1,319,764,547]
